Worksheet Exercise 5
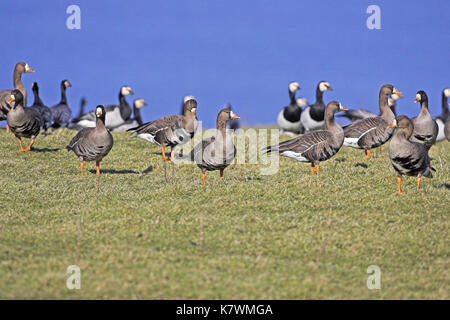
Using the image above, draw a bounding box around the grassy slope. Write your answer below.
[0,128,448,299]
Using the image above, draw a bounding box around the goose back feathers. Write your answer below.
[7,89,41,139]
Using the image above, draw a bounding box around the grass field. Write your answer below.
[0,127,448,299]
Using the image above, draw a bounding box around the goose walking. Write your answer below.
[29,82,53,132]
[6,90,42,152]
[66,105,114,176]
[265,101,347,175]
[277,81,304,135]
[388,116,434,194]
[435,88,450,142]
[113,99,148,132]
[343,84,401,159]
[50,80,72,128]
[409,91,438,150]
[73,86,134,129]
[300,81,333,131]
[128,96,198,162]
[0,62,35,132]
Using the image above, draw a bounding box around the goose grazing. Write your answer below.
[183,106,240,186]
[0,62,35,131]
[73,86,134,129]
[128,96,198,162]
[66,105,114,176]
[6,90,42,152]
[435,88,450,142]
[388,116,434,194]
[29,82,53,132]
[265,101,347,175]
[277,81,303,135]
[343,84,401,159]
[50,80,72,128]
[409,91,438,150]
[113,98,148,132]
[300,81,333,132]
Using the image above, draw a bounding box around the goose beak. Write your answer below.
[28,67,35,73]
[393,88,402,95]
[328,87,333,91]
[7,96,14,104]
[387,120,397,129]
[414,97,420,103]
[230,111,240,119]
[340,106,348,111]
[191,108,197,116]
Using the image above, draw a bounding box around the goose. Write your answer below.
[71,97,87,123]
[265,101,347,175]
[0,62,35,132]
[387,116,434,194]
[66,105,114,176]
[73,86,134,129]
[181,106,240,185]
[409,91,438,150]
[277,81,303,135]
[435,88,450,142]
[300,81,333,131]
[343,84,401,159]
[29,82,53,132]
[338,92,402,122]
[50,80,72,128]
[113,99,148,132]
[445,114,450,141]
[227,104,241,131]
[128,96,198,162]
[6,90,42,152]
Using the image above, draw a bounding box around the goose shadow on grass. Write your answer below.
[435,183,450,190]
[88,169,140,175]
[30,147,60,153]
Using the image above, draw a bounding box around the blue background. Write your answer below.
[1,0,449,127]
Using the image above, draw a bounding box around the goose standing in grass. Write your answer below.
[277,81,304,135]
[6,90,42,152]
[113,99,147,132]
[265,101,347,175]
[50,80,72,128]
[182,106,240,186]
[409,91,438,151]
[29,82,53,132]
[73,86,134,129]
[435,88,450,142]
[128,95,198,162]
[66,105,114,176]
[0,62,35,132]
[388,116,434,194]
[300,81,333,132]
[343,84,401,159]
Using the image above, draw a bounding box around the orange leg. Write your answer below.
[6,124,10,133]
[397,177,404,195]
[219,169,224,181]
[16,138,25,152]
[315,164,320,175]
[365,149,371,159]
[202,173,206,186]
[416,177,421,191]
[171,149,175,162]
[161,147,169,163]
[24,139,35,152]
[96,161,100,176]
[80,162,84,177]
[310,163,315,176]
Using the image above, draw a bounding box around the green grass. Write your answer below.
[0,127,448,299]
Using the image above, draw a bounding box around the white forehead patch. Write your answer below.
[296,97,308,107]
[184,95,195,103]
[444,88,450,97]
[24,63,30,71]
[230,110,235,118]
[319,82,330,92]
[289,82,300,92]
[416,93,421,101]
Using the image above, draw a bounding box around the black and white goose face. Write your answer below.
[134,99,147,108]
[289,82,300,93]
[319,81,332,92]
[444,88,450,97]
[414,91,427,103]
[121,86,134,96]
[184,95,195,104]
[63,80,72,88]
[296,97,308,107]
[24,63,35,73]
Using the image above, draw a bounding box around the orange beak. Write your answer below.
[28,68,35,73]
[414,97,420,103]
[393,88,402,95]
[340,106,348,111]
[7,96,14,104]
[387,121,397,129]
[191,108,197,116]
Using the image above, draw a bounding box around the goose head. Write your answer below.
[120,86,134,96]
[219,105,240,121]
[443,88,450,97]
[62,79,72,88]
[388,91,403,107]
[133,98,147,109]
[7,89,24,108]
[183,96,197,117]
[380,84,402,98]
[387,115,413,137]
[318,81,332,92]
[16,62,35,74]
[95,105,106,123]
[296,97,308,107]
[288,81,301,93]
[32,82,39,91]
[414,90,428,104]
[326,100,348,114]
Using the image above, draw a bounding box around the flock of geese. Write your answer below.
[0,61,449,192]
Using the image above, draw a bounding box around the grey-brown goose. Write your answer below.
[265,101,347,175]
[128,96,198,162]
[184,106,240,185]
[435,88,450,142]
[112,99,148,132]
[343,84,402,159]
[0,62,35,131]
[409,91,438,150]
[29,82,53,132]
[6,90,42,152]
[50,80,72,128]
[66,105,114,176]
[388,116,434,194]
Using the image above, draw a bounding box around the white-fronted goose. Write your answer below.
[50,80,72,128]
[388,116,434,194]
[343,84,401,159]
[277,81,304,135]
[300,81,332,131]
[435,88,450,142]
[410,91,438,150]
[29,82,53,132]
[184,106,240,186]
[265,101,347,175]
[113,99,148,132]
[6,90,42,152]
[128,96,198,162]
[66,105,114,176]
[0,62,35,131]
[73,86,134,129]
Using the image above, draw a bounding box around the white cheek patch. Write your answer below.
[289,82,300,92]
[230,111,235,118]
[416,93,421,101]
[444,88,450,97]
[319,82,330,92]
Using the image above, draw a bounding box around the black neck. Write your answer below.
[60,83,67,104]
[289,90,296,105]
[315,86,324,105]
[32,87,43,106]
[134,106,143,125]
